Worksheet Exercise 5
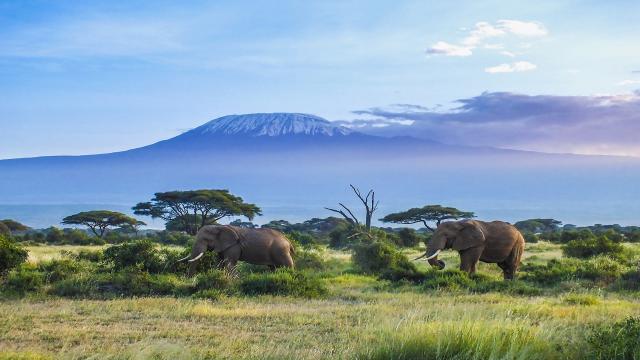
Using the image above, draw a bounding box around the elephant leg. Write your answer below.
[268,265,277,271]
[499,244,523,280]
[459,247,483,275]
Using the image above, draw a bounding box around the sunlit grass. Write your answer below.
[1,242,639,359]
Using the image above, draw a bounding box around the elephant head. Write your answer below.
[417,220,485,269]
[177,225,242,274]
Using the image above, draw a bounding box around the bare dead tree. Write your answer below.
[325,184,379,232]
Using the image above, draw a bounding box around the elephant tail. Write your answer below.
[289,242,296,256]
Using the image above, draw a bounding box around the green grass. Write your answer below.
[1,242,639,359]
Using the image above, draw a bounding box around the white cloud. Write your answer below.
[427,19,547,58]
[426,41,472,57]
[617,79,640,86]
[485,61,537,73]
[500,51,516,57]
[496,20,548,37]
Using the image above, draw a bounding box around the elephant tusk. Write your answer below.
[176,255,191,262]
[413,253,428,261]
[425,249,441,260]
[188,252,204,262]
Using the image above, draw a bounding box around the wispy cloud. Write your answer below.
[344,92,640,157]
[617,79,640,86]
[426,20,547,58]
[485,61,537,73]
[426,41,473,57]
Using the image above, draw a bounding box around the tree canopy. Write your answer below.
[132,189,261,235]
[0,219,30,235]
[380,205,475,232]
[62,211,143,238]
[514,218,562,234]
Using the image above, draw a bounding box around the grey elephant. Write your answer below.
[178,225,295,274]
[415,220,525,280]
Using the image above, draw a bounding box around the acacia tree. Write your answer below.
[325,184,379,233]
[62,211,143,238]
[380,205,475,232]
[132,189,261,235]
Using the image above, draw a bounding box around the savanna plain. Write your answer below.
[2,238,640,360]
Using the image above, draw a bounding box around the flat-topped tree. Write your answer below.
[133,189,261,235]
[380,205,475,232]
[0,219,30,233]
[62,211,144,238]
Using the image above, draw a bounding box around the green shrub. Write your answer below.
[422,269,474,291]
[523,232,539,243]
[239,269,326,298]
[0,222,10,236]
[103,240,165,273]
[0,234,29,275]
[352,239,424,282]
[522,257,625,285]
[328,223,353,249]
[195,269,233,292]
[4,265,43,294]
[287,231,317,246]
[38,258,88,283]
[396,228,423,248]
[51,270,191,298]
[613,269,640,291]
[587,317,640,359]
[563,233,625,259]
[71,249,104,262]
[294,248,327,271]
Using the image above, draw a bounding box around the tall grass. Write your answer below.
[357,320,570,360]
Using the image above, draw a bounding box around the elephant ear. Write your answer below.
[212,226,241,253]
[452,221,485,251]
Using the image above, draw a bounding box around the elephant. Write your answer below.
[178,225,295,275]
[415,220,525,280]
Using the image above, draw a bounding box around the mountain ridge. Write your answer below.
[185,112,353,137]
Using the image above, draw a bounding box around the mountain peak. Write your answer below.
[190,113,353,137]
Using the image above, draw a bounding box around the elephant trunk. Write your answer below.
[186,239,207,276]
[425,236,446,270]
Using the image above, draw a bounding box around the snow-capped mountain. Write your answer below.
[1,112,639,227]
[188,113,353,137]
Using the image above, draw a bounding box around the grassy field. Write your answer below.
[1,242,639,359]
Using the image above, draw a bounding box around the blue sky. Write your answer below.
[1,0,639,158]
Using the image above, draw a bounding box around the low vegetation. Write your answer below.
[2,214,640,358]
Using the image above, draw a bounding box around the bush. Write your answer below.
[613,269,640,291]
[352,239,424,282]
[523,232,539,243]
[396,228,423,247]
[239,269,326,298]
[587,317,640,359]
[563,233,625,259]
[0,234,29,275]
[287,231,317,246]
[328,223,353,249]
[522,257,625,285]
[38,258,88,283]
[4,265,43,294]
[51,270,191,298]
[71,249,104,262]
[195,269,233,292]
[422,269,474,291]
[103,240,165,273]
[294,248,327,271]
